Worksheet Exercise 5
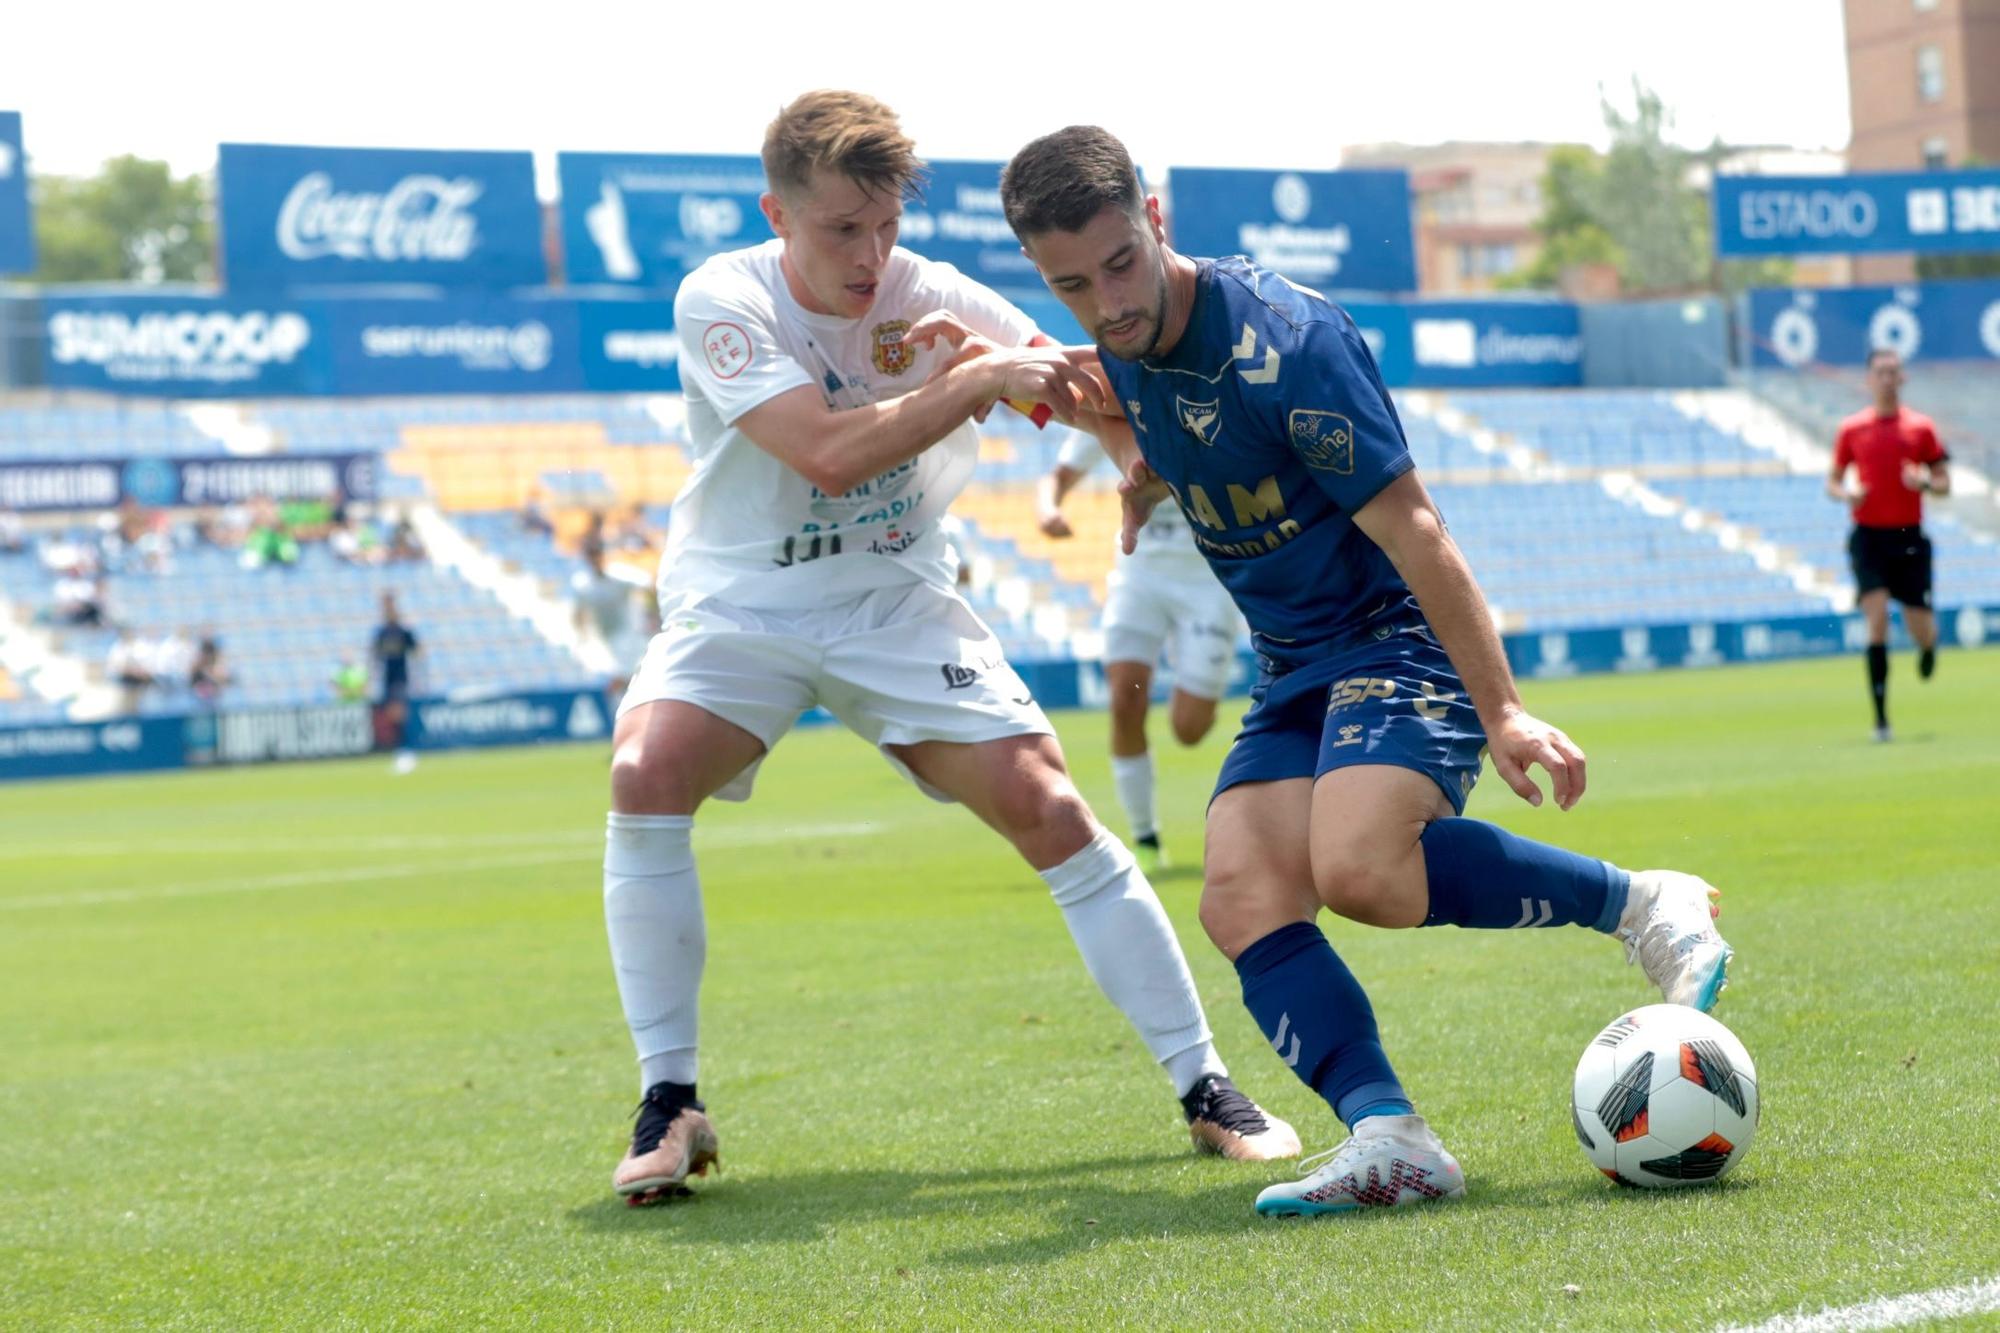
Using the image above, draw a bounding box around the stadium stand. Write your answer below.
[14,384,1943,725]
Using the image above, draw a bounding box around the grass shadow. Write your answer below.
[565,1150,1613,1266]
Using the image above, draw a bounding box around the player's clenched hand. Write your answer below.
[1487,707,1588,811]
[1038,509,1074,539]
[1901,461,1932,493]
[1117,458,1169,555]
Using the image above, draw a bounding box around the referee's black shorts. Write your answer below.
[1848,524,1933,608]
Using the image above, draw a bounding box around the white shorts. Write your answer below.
[619,581,1052,803]
[1101,566,1244,701]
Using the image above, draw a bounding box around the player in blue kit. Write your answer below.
[961,126,1736,1217]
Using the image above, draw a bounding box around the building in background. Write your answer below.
[1341,142,1552,294]
[1843,0,2000,281]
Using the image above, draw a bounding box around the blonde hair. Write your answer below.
[762,89,924,203]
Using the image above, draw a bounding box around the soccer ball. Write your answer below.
[1571,1004,1759,1188]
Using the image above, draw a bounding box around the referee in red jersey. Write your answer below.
[1827,347,1950,741]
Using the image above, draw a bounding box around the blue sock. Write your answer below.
[1419,817,1629,934]
[1234,921,1412,1129]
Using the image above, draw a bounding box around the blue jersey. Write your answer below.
[1099,256,1421,670]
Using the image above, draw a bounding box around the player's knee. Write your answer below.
[1169,709,1213,747]
[996,774,1094,855]
[609,736,691,815]
[1313,846,1414,928]
[1108,688,1149,731]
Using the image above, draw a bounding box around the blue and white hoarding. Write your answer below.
[0,111,33,275]
[1169,167,1417,293]
[558,152,772,290]
[219,143,546,290]
[900,160,1040,293]
[42,292,326,396]
[1715,169,2000,257]
[1345,298,1582,388]
[1747,279,2000,368]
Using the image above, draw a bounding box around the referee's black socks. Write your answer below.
[1866,643,1890,728]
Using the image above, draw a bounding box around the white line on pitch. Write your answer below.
[1716,1275,2000,1333]
[0,820,904,912]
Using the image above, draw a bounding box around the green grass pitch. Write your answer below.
[3,651,1997,1329]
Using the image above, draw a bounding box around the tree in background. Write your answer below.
[1510,82,1790,297]
[1506,145,1622,290]
[32,156,213,284]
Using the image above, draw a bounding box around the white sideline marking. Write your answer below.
[0,820,898,913]
[1718,1276,2000,1333]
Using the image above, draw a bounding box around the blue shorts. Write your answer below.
[1214,622,1487,813]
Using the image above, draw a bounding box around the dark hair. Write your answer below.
[762,89,924,203]
[1865,346,1901,368]
[1001,126,1145,237]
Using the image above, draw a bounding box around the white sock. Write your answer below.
[604,812,704,1093]
[1110,752,1158,841]
[1038,828,1224,1096]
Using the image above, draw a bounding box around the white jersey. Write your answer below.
[571,566,633,636]
[1053,428,1210,575]
[667,240,1037,611]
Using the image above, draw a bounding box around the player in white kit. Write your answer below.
[1038,428,1244,871]
[602,91,1298,1204]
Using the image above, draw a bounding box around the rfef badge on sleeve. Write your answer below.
[1289,409,1354,474]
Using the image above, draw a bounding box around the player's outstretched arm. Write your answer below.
[1354,471,1588,812]
[733,341,1090,497]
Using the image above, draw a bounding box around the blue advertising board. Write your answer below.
[901,159,1040,292]
[322,296,585,395]
[409,687,609,750]
[43,292,329,396]
[575,296,682,392]
[0,111,33,275]
[1345,298,1583,387]
[0,716,185,782]
[1715,169,2000,257]
[1746,279,2000,368]
[1169,167,1416,293]
[0,453,378,513]
[558,152,771,290]
[219,144,546,291]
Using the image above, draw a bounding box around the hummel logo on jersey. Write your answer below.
[940,663,981,690]
[1175,395,1222,446]
[1232,323,1281,385]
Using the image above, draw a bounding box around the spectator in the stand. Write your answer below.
[329,504,386,566]
[1,508,28,554]
[333,657,370,703]
[189,635,231,706]
[197,503,252,551]
[372,592,422,774]
[147,628,195,706]
[520,486,555,538]
[51,572,109,627]
[242,499,301,570]
[385,508,426,563]
[106,630,153,713]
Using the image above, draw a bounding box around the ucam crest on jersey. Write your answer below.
[1288,409,1355,475]
[1175,395,1222,446]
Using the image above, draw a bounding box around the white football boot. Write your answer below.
[1619,870,1732,1012]
[1254,1114,1465,1217]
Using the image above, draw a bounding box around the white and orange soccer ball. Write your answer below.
[1572,1004,1759,1188]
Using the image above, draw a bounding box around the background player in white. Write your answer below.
[1037,428,1244,871]
[602,91,1297,1205]
[570,537,651,700]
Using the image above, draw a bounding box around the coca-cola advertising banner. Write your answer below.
[0,112,33,275]
[218,143,546,290]
[557,152,772,290]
